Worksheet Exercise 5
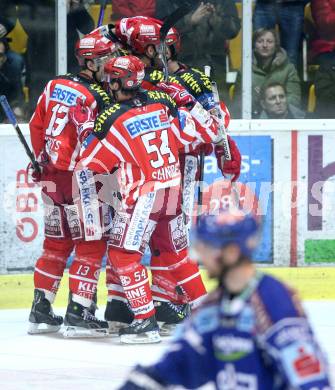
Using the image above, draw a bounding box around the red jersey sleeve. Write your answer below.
[173,104,220,154]
[80,133,119,173]
[29,81,51,158]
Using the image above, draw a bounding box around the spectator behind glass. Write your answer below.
[253,0,308,66]
[310,0,335,118]
[4,0,94,113]
[260,82,305,119]
[0,15,25,93]
[3,0,56,114]
[111,0,156,20]
[0,38,25,123]
[67,0,94,73]
[235,29,301,118]
[155,0,241,97]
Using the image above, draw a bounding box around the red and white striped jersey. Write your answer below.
[80,90,219,205]
[29,74,111,171]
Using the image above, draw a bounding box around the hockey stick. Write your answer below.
[206,71,240,207]
[97,0,107,28]
[0,95,40,174]
[159,3,193,81]
[195,66,213,224]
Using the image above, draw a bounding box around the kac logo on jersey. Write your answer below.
[50,84,83,106]
[124,109,170,138]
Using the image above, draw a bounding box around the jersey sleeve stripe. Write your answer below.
[170,123,190,145]
[201,126,217,143]
[45,80,52,111]
[101,138,126,162]
[68,140,81,171]
[132,170,145,201]
[111,126,139,164]
[193,128,206,143]
[126,163,134,185]
[82,142,103,167]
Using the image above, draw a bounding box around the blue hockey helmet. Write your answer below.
[192,210,260,258]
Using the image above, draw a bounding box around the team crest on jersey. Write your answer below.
[124,109,170,138]
[50,84,83,106]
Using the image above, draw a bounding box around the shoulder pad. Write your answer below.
[52,74,111,110]
[175,67,213,97]
[144,68,165,85]
[146,90,178,115]
[256,274,305,325]
[86,82,112,110]
[167,74,181,85]
[93,103,126,140]
[52,74,76,83]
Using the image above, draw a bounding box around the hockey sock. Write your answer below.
[108,248,155,319]
[152,249,207,308]
[69,258,101,307]
[69,241,106,307]
[34,238,73,303]
[106,263,127,303]
[151,255,187,304]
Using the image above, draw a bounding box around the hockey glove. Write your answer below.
[68,97,95,143]
[215,135,241,182]
[26,151,51,183]
[157,81,196,109]
[188,143,213,157]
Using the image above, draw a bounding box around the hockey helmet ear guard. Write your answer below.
[103,55,145,90]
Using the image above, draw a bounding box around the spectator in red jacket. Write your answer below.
[310,0,335,118]
[111,0,156,20]
[310,0,335,65]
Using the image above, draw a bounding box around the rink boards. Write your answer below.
[1,268,335,310]
[1,120,335,273]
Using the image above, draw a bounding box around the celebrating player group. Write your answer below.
[27,15,240,342]
[23,11,332,390]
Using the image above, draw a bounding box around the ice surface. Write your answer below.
[0,301,334,389]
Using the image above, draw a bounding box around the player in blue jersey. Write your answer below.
[119,209,332,389]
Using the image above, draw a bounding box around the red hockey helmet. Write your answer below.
[75,32,122,67]
[115,17,161,54]
[115,17,181,55]
[103,55,145,90]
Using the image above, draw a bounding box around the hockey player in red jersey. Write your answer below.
[71,54,224,343]
[27,32,122,337]
[102,16,241,333]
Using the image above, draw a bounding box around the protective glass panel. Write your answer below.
[1,1,56,121]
